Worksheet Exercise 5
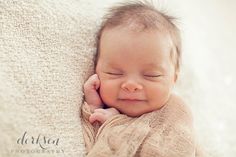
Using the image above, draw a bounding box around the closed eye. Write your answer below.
[105,72,123,75]
[144,75,162,78]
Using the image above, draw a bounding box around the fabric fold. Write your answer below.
[82,94,206,157]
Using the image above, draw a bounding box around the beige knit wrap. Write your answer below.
[82,94,208,157]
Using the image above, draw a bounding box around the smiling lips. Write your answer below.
[119,98,145,101]
[118,98,146,103]
[118,94,146,103]
[118,96,146,101]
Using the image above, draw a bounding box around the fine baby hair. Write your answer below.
[95,0,181,74]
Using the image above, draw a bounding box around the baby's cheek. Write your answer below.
[99,81,117,105]
[148,84,170,102]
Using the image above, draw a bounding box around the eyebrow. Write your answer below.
[102,63,122,71]
[104,62,166,71]
[144,63,165,71]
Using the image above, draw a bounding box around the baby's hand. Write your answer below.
[89,108,120,124]
[83,74,103,111]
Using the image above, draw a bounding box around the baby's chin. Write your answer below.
[119,108,155,117]
[110,103,166,117]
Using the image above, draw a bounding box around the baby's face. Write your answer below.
[96,27,176,117]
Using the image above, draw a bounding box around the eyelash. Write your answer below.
[105,72,123,75]
[106,72,161,77]
[144,75,162,78]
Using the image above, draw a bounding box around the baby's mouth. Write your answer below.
[118,98,147,103]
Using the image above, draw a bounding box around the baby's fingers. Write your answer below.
[93,108,108,114]
[89,112,107,124]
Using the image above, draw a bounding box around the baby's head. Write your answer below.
[95,1,181,117]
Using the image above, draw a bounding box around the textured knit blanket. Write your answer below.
[0,0,100,156]
[82,94,207,157]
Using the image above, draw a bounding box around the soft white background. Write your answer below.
[92,0,236,156]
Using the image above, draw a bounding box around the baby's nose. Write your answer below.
[121,80,143,92]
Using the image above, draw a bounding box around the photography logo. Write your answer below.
[10,131,64,154]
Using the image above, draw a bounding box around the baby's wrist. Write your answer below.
[84,91,102,107]
[89,103,103,111]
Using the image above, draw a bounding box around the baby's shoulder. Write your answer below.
[167,94,190,111]
[164,93,193,123]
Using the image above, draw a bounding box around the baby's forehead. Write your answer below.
[101,58,167,70]
[102,25,174,47]
[101,27,174,52]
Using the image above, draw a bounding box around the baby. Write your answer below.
[84,1,180,124]
[81,1,205,156]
